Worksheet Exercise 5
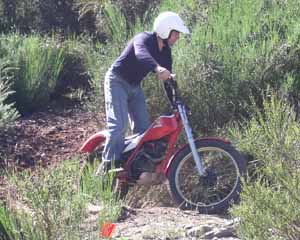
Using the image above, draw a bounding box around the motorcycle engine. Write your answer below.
[131,138,168,180]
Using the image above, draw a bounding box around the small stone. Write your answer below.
[214,226,237,238]
[186,225,213,238]
[86,204,102,214]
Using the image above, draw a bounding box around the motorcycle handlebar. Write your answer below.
[163,75,191,114]
[163,75,179,108]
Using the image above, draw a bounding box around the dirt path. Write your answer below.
[114,207,239,239]
[84,205,240,240]
[0,105,240,239]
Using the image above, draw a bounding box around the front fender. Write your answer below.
[165,137,231,174]
[79,130,107,153]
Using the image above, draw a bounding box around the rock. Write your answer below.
[186,225,239,239]
[86,203,103,214]
[186,225,214,238]
[214,226,238,238]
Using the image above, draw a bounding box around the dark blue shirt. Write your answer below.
[112,32,172,85]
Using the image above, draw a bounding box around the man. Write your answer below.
[100,11,190,172]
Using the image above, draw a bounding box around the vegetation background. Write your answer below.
[1,0,300,239]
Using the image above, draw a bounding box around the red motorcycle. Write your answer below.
[79,77,246,214]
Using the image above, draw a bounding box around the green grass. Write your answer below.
[1,159,123,240]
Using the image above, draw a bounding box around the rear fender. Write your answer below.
[165,137,231,174]
[79,130,107,153]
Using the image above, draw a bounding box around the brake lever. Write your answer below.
[167,75,190,114]
[185,104,191,115]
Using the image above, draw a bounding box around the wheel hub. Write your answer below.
[199,168,217,187]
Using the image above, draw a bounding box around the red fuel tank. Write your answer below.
[143,115,178,141]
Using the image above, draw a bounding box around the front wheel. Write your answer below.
[168,139,246,214]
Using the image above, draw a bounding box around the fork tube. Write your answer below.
[177,104,205,176]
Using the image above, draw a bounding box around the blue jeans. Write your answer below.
[102,68,150,162]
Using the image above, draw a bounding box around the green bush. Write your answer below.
[0,0,160,42]
[143,0,300,133]
[0,203,42,240]
[0,204,16,240]
[0,34,64,114]
[38,0,80,34]
[1,159,124,240]
[0,0,81,34]
[13,36,64,113]
[2,0,300,130]
[0,62,19,128]
[5,161,87,239]
[0,0,41,33]
[54,38,92,98]
[113,0,160,25]
[0,33,116,115]
[230,94,300,239]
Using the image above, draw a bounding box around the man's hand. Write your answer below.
[155,66,171,81]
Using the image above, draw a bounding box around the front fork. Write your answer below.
[177,103,206,176]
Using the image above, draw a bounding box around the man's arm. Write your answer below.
[133,34,171,81]
[133,34,158,72]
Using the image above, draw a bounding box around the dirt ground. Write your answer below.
[0,103,240,239]
[0,103,103,202]
[0,105,102,169]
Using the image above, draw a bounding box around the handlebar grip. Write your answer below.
[163,77,178,108]
[165,77,178,89]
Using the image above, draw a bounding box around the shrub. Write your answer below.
[54,38,92,99]
[143,0,300,133]
[0,204,16,240]
[0,0,160,41]
[0,34,64,114]
[0,33,117,115]
[0,62,19,129]
[1,159,124,239]
[0,0,41,33]
[5,161,87,239]
[0,0,81,35]
[38,0,80,34]
[113,0,160,25]
[0,203,42,240]
[230,94,300,239]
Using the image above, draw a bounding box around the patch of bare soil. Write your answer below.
[0,106,103,169]
[0,103,103,201]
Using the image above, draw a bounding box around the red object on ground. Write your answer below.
[100,222,116,238]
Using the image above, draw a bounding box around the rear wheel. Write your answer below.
[168,139,246,214]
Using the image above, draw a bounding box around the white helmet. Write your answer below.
[153,11,190,39]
